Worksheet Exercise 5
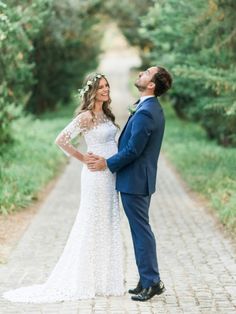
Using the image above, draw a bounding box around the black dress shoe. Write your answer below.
[131,281,165,301]
[128,280,142,294]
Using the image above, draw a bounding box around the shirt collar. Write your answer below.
[139,95,155,103]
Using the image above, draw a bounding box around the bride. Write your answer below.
[2,73,124,302]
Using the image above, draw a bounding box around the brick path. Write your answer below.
[0,25,236,314]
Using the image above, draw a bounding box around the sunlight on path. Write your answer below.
[98,23,141,125]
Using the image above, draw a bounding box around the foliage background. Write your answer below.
[0,0,102,143]
[0,0,235,231]
[138,0,236,147]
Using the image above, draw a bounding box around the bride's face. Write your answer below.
[95,78,110,102]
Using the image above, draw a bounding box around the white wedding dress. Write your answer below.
[3,111,124,303]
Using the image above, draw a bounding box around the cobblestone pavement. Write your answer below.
[0,26,236,314]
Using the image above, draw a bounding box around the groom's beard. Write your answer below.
[134,81,146,92]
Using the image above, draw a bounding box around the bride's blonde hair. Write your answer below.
[75,73,118,127]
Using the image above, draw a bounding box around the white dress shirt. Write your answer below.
[136,95,155,111]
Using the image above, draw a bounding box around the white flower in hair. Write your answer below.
[77,73,105,98]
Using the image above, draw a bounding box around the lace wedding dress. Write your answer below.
[3,111,124,303]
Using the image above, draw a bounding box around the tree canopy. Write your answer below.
[1,0,235,147]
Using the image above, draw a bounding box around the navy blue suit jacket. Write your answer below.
[107,97,165,195]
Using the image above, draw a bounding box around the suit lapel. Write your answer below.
[118,114,133,145]
[118,99,141,144]
[118,97,157,146]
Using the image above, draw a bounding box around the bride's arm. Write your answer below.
[55,113,89,163]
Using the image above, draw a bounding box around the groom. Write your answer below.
[88,66,172,301]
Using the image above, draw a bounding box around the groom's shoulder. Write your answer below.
[143,96,160,107]
[142,97,162,112]
[141,98,164,123]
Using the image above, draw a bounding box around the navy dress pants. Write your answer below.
[120,192,160,288]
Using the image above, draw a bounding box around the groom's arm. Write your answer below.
[107,110,155,173]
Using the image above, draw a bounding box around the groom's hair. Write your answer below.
[151,66,172,97]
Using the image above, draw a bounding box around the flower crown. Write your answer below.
[78,73,104,98]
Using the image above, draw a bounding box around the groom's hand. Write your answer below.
[83,152,99,164]
[87,154,107,171]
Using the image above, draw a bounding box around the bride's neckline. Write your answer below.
[89,110,110,125]
[92,110,108,120]
[92,110,104,115]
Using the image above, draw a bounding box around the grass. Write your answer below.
[162,103,236,232]
[0,103,77,214]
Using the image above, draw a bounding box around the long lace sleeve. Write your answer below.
[55,111,91,157]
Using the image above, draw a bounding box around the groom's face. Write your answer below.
[135,67,157,92]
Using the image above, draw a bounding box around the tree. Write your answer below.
[139,0,236,146]
[27,0,103,114]
[0,0,103,144]
[0,0,51,143]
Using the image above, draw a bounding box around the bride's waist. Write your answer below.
[87,140,117,156]
[87,140,116,148]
